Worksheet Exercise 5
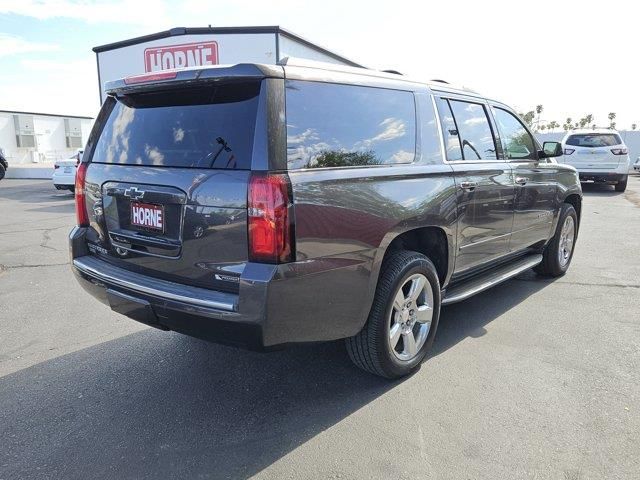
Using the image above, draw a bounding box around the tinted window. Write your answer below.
[448,100,497,160]
[436,98,463,161]
[566,134,622,147]
[286,81,416,169]
[493,107,536,160]
[91,83,260,169]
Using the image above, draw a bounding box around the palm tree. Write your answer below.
[632,124,637,131]
[608,112,616,129]
[535,105,543,129]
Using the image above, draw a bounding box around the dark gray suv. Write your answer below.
[70,59,582,378]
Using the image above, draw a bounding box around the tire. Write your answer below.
[0,165,5,180]
[615,176,628,192]
[346,250,441,379]
[69,186,75,194]
[535,204,578,277]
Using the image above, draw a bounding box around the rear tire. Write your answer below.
[615,176,628,192]
[535,204,578,277]
[346,251,441,379]
[0,165,5,180]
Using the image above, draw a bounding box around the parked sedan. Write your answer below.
[0,150,7,180]
[52,150,83,192]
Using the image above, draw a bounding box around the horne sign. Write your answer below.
[93,27,362,103]
[144,41,219,72]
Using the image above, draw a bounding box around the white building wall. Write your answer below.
[278,34,347,65]
[0,112,93,165]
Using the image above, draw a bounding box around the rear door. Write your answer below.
[435,96,515,274]
[563,133,624,170]
[82,79,267,293]
[491,106,558,250]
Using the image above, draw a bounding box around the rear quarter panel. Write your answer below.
[283,164,457,338]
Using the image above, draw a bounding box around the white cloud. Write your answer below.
[0,0,170,26]
[0,33,59,57]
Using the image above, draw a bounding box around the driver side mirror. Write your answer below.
[540,141,563,158]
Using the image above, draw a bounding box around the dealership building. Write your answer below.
[0,110,93,167]
[92,26,362,103]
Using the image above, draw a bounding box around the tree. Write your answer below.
[548,120,559,132]
[540,124,547,131]
[562,117,573,131]
[535,105,543,129]
[632,124,637,131]
[608,112,616,129]
[519,111,536,128]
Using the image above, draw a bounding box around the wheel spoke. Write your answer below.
[393,289,406,312]
[407,276,426,302]
[389,323,402,349]
[403,330,417,357]
[415,304,432,324]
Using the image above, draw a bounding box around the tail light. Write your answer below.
[611,148,628,155]
[564,148,575,155]
[75,162,89,227]
[248,173,294,263]
[124,71,177,84]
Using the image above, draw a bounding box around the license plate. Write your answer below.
[131,202,164,231]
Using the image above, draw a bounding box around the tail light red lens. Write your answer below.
[248,173,294,263]
[564,148,575,155]
[75,162,89,227]
[611,148,628,155]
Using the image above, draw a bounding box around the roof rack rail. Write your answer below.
[382,69,403,75]
[430,79,449,84]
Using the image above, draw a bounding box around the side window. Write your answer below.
[448,100,497,160]
[435,97,463,161]
[492,108,536,160]
[285,81,416,169]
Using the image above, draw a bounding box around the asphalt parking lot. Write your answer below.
[1,177,639,479]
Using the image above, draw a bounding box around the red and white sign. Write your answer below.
[131,202,164,231]
[144,41,219,72]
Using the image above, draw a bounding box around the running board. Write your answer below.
[442,254,543,305]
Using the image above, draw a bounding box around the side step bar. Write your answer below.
[442,254,542,306]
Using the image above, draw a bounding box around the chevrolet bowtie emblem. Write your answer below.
[123,186,145,200]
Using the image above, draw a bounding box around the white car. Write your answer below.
[52,150,83,192]
[560,129,630,192]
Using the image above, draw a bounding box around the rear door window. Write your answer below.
[91,82,261,169]
[435,98,463,161]
[447,100,497,160]
[565,134,622,147]
[285,80,416,169]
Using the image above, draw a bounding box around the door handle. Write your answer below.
[515,176,529,185]
[459,181,478,191]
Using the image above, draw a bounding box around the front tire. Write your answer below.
[615,175,628,192]
[346,251,441,379]
[535,204,578,277]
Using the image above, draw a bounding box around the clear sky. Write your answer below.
[0,0,637,130]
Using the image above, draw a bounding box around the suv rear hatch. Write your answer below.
[563,133,625,170]
[81,75,269,293]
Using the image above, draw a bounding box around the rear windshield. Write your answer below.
[91,82,260,169]
[565,133,622,147]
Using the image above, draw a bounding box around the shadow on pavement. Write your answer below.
[0,180,73,204]
[432,271,555,358]
[0,331,396,479]
[579,182,623,197]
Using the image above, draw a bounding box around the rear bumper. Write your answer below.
[578,172,626,183]
[70,226,372,349]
